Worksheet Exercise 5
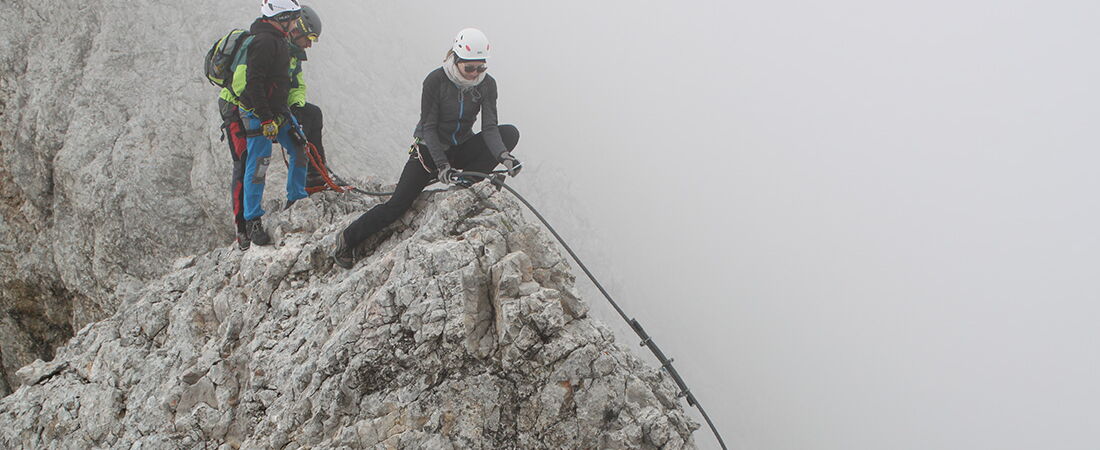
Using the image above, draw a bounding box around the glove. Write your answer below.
[500,152,522,177]
[260,120,279,141]
[437,164,457,184]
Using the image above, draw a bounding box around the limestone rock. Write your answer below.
[0,185,698,448]
[0,0,258,393]
[0,0,701,446]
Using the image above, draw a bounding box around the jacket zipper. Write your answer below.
[451,90,464,145]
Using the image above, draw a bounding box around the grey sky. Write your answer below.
[304,1,1100,448]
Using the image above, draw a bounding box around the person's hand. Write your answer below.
[261,120,279,141]
[437,164,457,184]
[500,152,522,177]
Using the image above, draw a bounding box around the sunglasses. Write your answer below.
[296,18,318,41]
[290,28,317,42]
[461,63,488,74]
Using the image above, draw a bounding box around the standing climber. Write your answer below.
[332,28,522,269]
[285,5,331,190]
[218,0,306,249]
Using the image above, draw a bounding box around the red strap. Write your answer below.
[303,142,353,194]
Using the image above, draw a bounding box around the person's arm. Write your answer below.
[419,76,448,168]
[479,77,508,160]
[242,37,276,122]
[287,57,307,108]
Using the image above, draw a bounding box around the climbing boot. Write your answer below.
[247,218,272,246]
[333,231,357,269]
[236,230,251,251]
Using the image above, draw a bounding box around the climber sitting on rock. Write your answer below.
[285,5,332,191]
[332,28,522,269]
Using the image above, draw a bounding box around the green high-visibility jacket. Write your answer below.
[287,44,308,108]
[220,42,307,110]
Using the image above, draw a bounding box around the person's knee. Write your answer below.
[381,196,416,216]
[299,102,323,126]
[499,124,520,151]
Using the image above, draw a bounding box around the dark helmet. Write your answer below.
[296,5,322,41]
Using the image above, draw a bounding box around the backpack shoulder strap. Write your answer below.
[226,34,257,99]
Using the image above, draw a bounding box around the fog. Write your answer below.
[299,1,1100,448]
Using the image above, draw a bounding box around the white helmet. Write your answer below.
[261,0,302,20]
[453,28,490,60]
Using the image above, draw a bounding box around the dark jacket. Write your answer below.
[414,67,507,167]
[237,19,291,122]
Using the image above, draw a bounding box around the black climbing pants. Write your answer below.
[291,102,326,180]
[341,124,520,248]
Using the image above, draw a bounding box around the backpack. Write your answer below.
[204,29,254,93]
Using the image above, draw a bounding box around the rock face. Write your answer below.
[0,0,253,394]
[0,186,698,448]
[0,0,701,446]
[0,0,417,398]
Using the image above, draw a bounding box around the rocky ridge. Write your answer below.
[0,0,250,396]
[0,185,698,448]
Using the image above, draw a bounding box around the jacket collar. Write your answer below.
[289,43,308,61]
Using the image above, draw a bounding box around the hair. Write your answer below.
[445,49,456,62]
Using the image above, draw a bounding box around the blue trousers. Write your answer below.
[239,110,308,220]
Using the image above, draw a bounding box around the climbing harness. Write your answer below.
[409,137,435,174]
